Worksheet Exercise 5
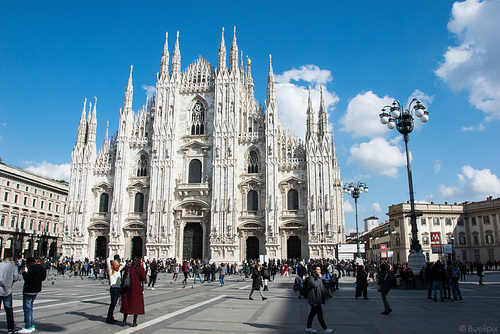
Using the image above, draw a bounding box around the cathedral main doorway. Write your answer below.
[131,236,143,259]
[287,236,301,259]
[183,223,202,260]
[95,236,107,259]
[246,237,259,260]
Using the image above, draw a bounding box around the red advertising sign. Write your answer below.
[431,245,442,254]
[380,244,387,251]
[431,232,441,244]
[381,251,387,258]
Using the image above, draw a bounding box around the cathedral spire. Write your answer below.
[318,85,329,137]
[171,31,181,76]
[306,86,316,139]
[240,50,244,73]
[218,27,226,71]
[123,65,133,111]
[87,96,98,144]
[104,120,109,148]
[160,32,169,81]
[266,55,276,104]
[246,57,253,87]
[76,98,87,145]
[229,26,238,73]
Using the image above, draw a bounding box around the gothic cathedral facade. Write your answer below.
[63,28,345,262]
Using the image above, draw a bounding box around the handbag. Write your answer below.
[119,266,131,295]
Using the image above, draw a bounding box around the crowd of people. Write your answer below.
[0,254,498,333]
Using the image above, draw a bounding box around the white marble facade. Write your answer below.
[63,28,345,262]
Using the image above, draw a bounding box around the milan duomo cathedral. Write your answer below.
[63,28,345,262]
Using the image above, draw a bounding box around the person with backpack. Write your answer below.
[304,265,334,333]
[446,260,464,302]
[377,263,392,315]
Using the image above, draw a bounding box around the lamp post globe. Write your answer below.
[379,98,429,271]
[343,181,368,264]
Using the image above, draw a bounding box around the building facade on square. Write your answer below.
[0,161,68,260]
[63,28,345,262]
[456,197,500,262]
[362,198,500,264]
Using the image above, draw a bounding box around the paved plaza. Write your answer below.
[1,269,499,334]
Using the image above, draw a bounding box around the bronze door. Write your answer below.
[287,236,301,259]
[183,223,203,260]
[246,236,259,260]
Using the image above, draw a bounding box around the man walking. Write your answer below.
[18,257,47,334]
[0,253,19,334]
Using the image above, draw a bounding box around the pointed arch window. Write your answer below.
[134,193,144,213]
[188,159,202,183]
[137,154,148,177]
[287,189,299,211]
[190,101,205,135]
[99,193,109,213]
[248,150,259,173]
[247,190,258,212]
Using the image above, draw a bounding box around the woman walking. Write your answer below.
[105,260,121,324]
[120,257,146,327]
[181,261,189,285]
[305,265,334,333]
[219,263,227,286]
[147,260,158,290]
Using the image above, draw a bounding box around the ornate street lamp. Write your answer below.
[343,181,368,262]
[379,98,429,270]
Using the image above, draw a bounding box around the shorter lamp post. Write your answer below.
[343,182,368,262]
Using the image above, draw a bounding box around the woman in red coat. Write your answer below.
[120,257,146,327]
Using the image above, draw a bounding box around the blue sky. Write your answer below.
[1,0,499,235]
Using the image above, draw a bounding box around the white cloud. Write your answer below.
[276,65,332,86]
[440,165,500,200]
[347,137,407,177]
[141,84,156,100]
[340,90,432,138]
[439,184,460,197]
[344,200,354,213]
[24,161,71,182]
[372,202,382,213]
[434,160,441,173]
[436,0,500,121]
[275,65,339,139]
[340,91,393,138]
[461,123,484,131]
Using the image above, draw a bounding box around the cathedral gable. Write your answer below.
[180,56,215,93]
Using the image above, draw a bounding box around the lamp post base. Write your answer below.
[407,250,426,272]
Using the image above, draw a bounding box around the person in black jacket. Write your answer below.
[18,257,46,334]
[248,263,267,301]
[355,265,369,300]
[431,260,446,302]
[305,265,334,333]
[378,263,392,315]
